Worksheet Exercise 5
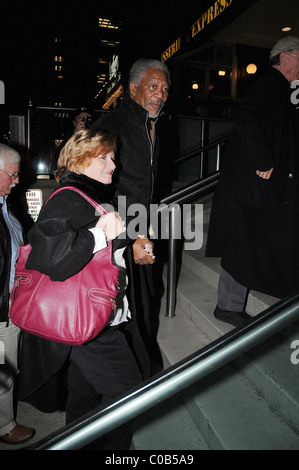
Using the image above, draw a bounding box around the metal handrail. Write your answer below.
[30,293,299,450]
[172,135,231,166]
[160,134,230,317]
[159,171,219,208]
[157,171,219,318]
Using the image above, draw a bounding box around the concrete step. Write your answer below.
[132,395,209,451]
[182,249,279,316]
[234,327,299,433]
[132,296,212,450]
[154,247,299,449]
[133,255,299,449]
[183,361,299,450]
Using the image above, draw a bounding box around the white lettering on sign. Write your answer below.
[26,189,43,222]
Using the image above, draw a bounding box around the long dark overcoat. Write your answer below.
[91,95,164,373]
[18,173,150,411]
[206,66,299,299]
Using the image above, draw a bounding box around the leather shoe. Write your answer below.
[214,306,252,327]
[0,424,36,445]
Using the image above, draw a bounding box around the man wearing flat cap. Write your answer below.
[206,36,299,327]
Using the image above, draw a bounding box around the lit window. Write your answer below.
[97,74,106,84]
[98,18,123,30]
[99,39,120,48]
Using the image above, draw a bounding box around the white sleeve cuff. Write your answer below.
[89,227,107,253]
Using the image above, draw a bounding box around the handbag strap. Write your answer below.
[46,186,108,216]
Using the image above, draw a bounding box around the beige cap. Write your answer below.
[270,36,299,59]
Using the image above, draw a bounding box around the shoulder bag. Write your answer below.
[9,186,120,345]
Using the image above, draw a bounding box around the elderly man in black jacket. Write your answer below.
[0,143,35,445]
[92,58,170,375]
[206,36,299,327]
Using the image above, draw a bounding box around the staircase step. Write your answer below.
[181,249,279,315]
[132,297,212,450]
[183,361,299,450]
[132,395,209,450]
[157,299,212,366]
[179,249,299,429]
[159,247,299,448]
[155,274,299,449]
[234,326,299,432]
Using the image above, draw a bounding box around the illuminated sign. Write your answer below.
[109,54,119,81]
[26,189,43,222]
[161,0,233,62]
[191,0,233,39]
[0,81,4,104]
[161,37,182,63]
[107,54,121,94]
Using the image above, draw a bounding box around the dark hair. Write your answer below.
[269,54,281,66]
[74,106,90,118]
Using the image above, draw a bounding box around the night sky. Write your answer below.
[0,0,217,137]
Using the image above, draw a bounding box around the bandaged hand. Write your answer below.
[133,236,155,265]
[96,212,126,241]
[256,167,274,179]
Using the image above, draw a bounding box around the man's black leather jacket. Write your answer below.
[0,211,11,323]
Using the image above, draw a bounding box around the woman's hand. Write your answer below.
[96,212,126,241]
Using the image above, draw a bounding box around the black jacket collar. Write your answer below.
[59,172,113,205]
[121,93,164,124]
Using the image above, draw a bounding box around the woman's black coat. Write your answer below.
[206,66,299,299]
[18,173,150,410]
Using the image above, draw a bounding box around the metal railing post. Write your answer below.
[200,119,205,179]
[166,204,180,318]
[216,143,221,171]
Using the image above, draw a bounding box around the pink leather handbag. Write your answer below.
[10,187,120,345]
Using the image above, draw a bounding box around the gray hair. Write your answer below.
[0,143,21,170]
[270,49,296,66]
[129,58,170,88]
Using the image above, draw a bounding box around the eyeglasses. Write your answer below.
[0,169,20,179]
[288,53,299,61]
